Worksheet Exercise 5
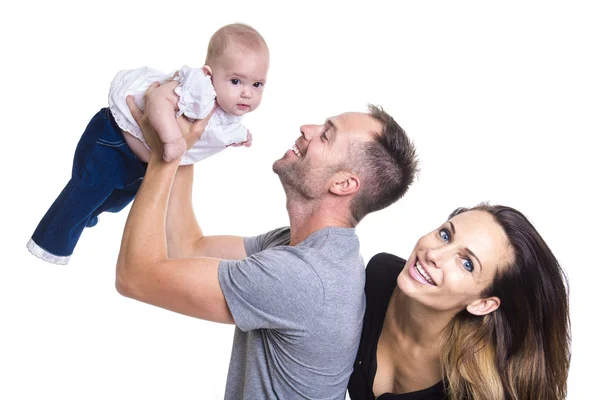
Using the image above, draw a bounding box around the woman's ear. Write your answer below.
[329,172,360,196]
[466,296,500,316]
[202,65,213,76]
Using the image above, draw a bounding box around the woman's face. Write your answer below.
[397,210,512,315]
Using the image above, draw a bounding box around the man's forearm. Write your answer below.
[117,158,178,286]
[114,86,235,324]
[166,165,204,258]
[115,156,234,323]
[166,165,247,260]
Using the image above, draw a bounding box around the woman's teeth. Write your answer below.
[416,261,435,285]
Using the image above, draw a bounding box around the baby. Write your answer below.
[27,23,269,265]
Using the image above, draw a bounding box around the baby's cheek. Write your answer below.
[220,93,237,110]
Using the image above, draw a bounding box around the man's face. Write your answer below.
[273,112,381,199]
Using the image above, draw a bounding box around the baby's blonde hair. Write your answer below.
[205,23,269,66]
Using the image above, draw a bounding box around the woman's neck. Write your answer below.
[373,288,449,396]
[386,288,454,349]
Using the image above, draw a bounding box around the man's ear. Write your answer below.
[466,296,501,316]
[202,65,213,76]
[329,172,360,196]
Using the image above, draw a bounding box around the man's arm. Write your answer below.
[166,164,247,260]
[115,87,234,324]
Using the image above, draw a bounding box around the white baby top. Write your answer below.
[108,65,248,165]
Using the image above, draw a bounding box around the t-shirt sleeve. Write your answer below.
[218,247,324,333]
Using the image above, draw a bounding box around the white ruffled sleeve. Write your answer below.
[221,122,249,146]
[173,65,216,120]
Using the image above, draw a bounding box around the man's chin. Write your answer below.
[272,157,288,173]
[272,160,295,182]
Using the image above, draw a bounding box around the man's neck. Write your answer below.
[286,197,353,246]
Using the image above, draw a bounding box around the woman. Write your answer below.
[347,204,571,400]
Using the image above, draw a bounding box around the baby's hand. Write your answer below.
[227,130,253,148]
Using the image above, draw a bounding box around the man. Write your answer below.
[116,82,418,399]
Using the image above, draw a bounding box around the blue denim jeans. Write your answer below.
[28,108,147,264]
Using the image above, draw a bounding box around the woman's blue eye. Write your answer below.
[231,79,240,85]
[440,229,450,242]
[462,258,474,272]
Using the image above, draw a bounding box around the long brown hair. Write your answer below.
[440,204,571,400]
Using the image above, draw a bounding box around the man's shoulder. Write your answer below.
[300,226,359,251]
[244,227,291,256]
[245,226,362,274]
[301,226,361,264]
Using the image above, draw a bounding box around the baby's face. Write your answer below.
[209,45,269,117]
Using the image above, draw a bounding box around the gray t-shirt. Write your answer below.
[218,226,366,399]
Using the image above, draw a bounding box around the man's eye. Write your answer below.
[230,79,240,85]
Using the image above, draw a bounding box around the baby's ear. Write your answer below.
[202,65,213,76]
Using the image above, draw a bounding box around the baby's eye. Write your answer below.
[253,82,263,88]
[230,79,240,85]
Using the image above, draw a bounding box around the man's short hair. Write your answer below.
[350,105,419,223]
[205,23,269,66]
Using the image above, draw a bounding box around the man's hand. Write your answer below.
[126,82,217,160]
[176,108,216,150]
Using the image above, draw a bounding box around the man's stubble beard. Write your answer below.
[273,158,332,201]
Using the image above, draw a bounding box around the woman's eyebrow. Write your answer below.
[466,247,483,271]
[450,221,483,271]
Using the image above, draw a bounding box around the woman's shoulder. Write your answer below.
[364,253,406,295]
[366,252,406,276]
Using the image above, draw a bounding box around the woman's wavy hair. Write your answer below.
[440,203,571,400]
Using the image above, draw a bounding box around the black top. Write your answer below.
[347,253,446,400]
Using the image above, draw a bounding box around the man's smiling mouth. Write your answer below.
[292,143,303,158]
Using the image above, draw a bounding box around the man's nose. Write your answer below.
[299,124,320,140]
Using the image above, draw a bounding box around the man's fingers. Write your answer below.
[168,71,180,82]
[128,82,161,125]
[149,81,160,91]
[142,81,161,104]
[201,103,218,126]
[126,95,143,124]
[189,103,217,139]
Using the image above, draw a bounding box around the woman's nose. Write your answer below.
[425,246,446,269]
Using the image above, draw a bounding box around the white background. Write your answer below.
[1,1,598,399]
